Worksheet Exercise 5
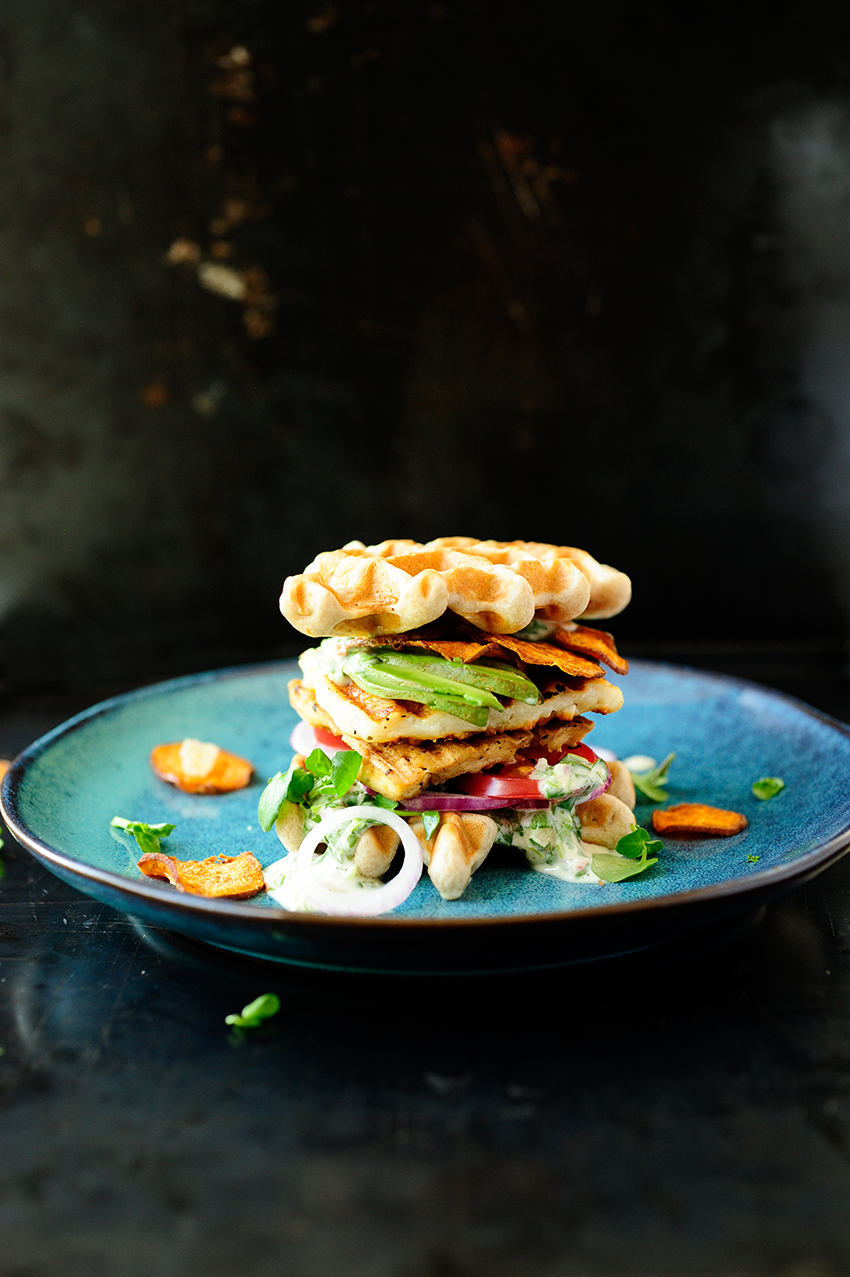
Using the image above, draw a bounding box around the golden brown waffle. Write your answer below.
[280,537,628,637]
[408,810,499,901]
[426,538,632,620]
[280,550,448,638]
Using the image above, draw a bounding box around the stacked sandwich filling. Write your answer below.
[268,538,637,907]
[290,627,625,798]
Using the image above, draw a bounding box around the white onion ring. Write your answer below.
[296,805,424,917]
[289,721,328,756]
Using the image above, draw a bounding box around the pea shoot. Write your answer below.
[592,826,663,883]
[225,993,281,1029]
[111,817,176,857]
[752,777,785,801]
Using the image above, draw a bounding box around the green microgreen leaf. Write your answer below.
[258,766,314,832]
[371,793,398,810]
[258,772,294,832]
[287,769,314,801]
[752,776,785,801]
[331,749,362,797]
[630,752,675,802]
[615,826,664,859]
[305,748,332,778]
[592,825,662,882]
[225,992,281,1029]
[592,848,659,882]
[111,817,176,857]
[747,854,760,863]
[421,811,441,840]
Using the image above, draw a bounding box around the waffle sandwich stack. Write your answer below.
[272,538,635,902]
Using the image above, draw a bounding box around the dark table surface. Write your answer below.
[3,655,850,1277]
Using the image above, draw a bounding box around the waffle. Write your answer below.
[280,537,626,637]
[426,538,631,620]
[408,811,499,900]
[280,550,448,638]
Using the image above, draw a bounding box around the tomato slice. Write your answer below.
[547,740,597,767]
[313,726,350,752]
[455,741,599,800]
[457,772,543,799]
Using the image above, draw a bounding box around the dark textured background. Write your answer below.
[2,0,850,692]
[5,10,850,1275]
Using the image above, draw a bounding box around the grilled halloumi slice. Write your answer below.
[289,680,596,799]
[297,646,622,745]
[348,729,534,801]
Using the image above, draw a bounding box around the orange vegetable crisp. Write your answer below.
[150,741,253,794]
[138,850,265,898]
[651,804,748,838]
[361,632,603,679]
[553,623,629,676]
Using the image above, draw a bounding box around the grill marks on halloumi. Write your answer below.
[289,679,597,800]
[351,716,598,800]
[292,634,622,799]
[295,650,622,744]
[352,731,534,801]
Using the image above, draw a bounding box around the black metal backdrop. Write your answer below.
[1,0,849,691]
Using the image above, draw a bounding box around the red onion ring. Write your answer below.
[398,791,523,812]
[402,793,551,812]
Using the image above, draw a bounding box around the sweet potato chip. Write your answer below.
[356,635,498,663]
[483,634,603,679]
[150,741,253,794]
[354,631,603,676]
[651,804,748,838]
[138,850,265,898]
[553,623,629,676]
[0,760,10,781]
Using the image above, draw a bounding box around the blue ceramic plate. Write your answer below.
[2,660,850,973]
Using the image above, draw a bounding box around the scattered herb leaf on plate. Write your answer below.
[111,817,176,857]
[225,993,281,1029]
[752,777,785,801]
[630,752,675,802]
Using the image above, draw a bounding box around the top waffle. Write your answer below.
[280,538,631,638]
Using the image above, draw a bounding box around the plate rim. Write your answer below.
[3,658,850,931]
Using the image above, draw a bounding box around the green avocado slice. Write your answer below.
[372,651,541,705]
[342,651,502,727]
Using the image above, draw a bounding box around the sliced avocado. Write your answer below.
[342,651,494,726]
[374,651,541,705]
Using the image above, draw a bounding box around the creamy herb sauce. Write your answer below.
[264,849,381,911]
[311,637,355,686]
[495,805,603,884]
